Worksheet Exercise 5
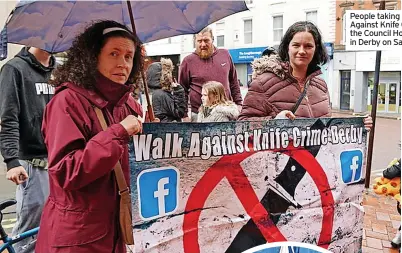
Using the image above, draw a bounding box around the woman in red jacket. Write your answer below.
[239,21,372,129]
[35,20,144,252]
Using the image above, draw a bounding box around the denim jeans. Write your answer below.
[11,159,49,253]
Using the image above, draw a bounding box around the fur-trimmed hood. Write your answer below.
[251,54,322,81]
[251,54,287,80]
[160,57,174,91]
[198,102,239,122]
[146,57,175,91]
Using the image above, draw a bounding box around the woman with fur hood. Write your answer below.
[239,21,372,129]
[197,81,239,122]
[149,58,187,122]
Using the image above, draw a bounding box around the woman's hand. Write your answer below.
[363,115,373,131]
[120,115,142,135]
[275,110,296,120]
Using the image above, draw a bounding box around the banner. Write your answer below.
[128,117,367,253]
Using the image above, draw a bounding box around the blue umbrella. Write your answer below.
[0,0,248,57]
[0,0,248,120]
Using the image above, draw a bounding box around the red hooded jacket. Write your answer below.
[35,75,142,253]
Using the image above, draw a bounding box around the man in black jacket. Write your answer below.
[0,47,55,253]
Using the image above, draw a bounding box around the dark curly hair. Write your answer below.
[51,20,144,89]
[278,21,328,73]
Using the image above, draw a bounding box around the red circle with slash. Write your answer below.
[182,144,335,253]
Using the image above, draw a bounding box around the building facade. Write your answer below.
[144,0,336,91]
[0,1,23,69]
[333,0,401,113]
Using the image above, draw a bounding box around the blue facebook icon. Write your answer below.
[340,149,363,184]
[137,167,179,220]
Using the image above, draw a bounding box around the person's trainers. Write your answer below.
[391,230,401,248]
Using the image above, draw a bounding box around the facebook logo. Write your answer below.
[137,167,179,220]
[340,149,364,184]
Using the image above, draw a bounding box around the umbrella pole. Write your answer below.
[126,0,155,122]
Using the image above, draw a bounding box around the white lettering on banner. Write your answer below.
[171,133,183,158]
[133,133,183,161]
[35,83,55,95]
[154,177,170,216]
[152,138,164,159]
[350,156,360,183]
[133,134,153,161]
[130,118,368,253]
[132,125,364,162]
[346,10,402,50]
[188,133,200,157]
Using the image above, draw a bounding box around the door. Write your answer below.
[340,71,351,110]
[377,83,386,112]
[388,82,398,113]
[376,82,399,113]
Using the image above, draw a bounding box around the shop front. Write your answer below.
[228,47,266,86]
[367,72,401,113]
[355,51,401,114]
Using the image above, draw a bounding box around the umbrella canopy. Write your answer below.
[0,0,248,57]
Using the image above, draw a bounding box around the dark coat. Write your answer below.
[383,159,401,179]
[152,85,187,122]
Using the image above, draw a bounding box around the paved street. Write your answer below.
[0,113,400,250]
[363,190,400,253]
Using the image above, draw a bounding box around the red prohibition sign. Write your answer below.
[182,143,335,253]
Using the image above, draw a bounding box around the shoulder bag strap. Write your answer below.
[291,79,310,114]
[94,107,129,195]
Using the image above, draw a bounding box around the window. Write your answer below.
[216,22,225,31]
[273,15,283,42]
[385,2,398,10]
[342,13,346,44]
[216,22,225,47]
[244,19,252,44]
[217,35,224,47]
[306,10,317,24]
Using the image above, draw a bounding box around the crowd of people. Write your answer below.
[0,18,386,253]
